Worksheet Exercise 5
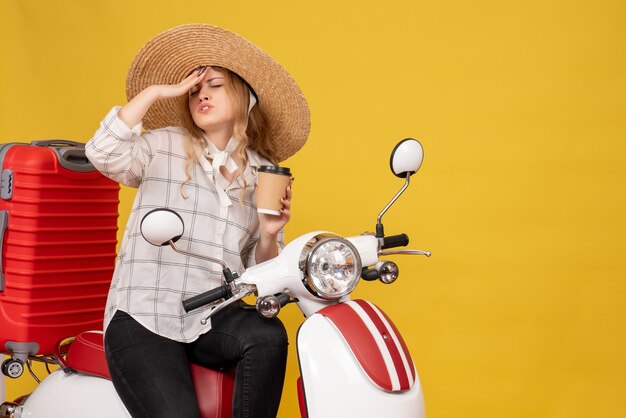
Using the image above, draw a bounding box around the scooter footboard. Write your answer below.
[296,300,425,418]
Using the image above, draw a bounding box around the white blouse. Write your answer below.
[86,106,283,342]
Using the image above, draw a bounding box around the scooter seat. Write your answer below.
[65,331,235,418]
[65,331,109,379]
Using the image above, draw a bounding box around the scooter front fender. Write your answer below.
[297,301,425,418]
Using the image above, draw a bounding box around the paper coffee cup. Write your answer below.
[257,165,292,216]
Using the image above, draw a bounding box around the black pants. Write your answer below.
[104,307,288,418]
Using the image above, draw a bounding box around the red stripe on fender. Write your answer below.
[320,303,393,391]
[297,376,308,418]
[354,300,410,390]
[379,307,416,382]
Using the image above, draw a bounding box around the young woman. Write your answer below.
[86,24,310,418]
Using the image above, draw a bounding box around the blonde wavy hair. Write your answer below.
[178,67,275,198]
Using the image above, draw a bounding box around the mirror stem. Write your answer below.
[169,240,228,270]
[376,172,411,238]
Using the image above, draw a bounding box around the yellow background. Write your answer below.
[2,0,626,417]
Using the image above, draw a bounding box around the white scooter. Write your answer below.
[1,138,430,418]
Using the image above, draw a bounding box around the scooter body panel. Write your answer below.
[20,370,130,418]
[297,306,425,418]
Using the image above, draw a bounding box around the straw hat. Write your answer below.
[126,24,310,162]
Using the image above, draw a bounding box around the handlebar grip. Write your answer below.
[382,233,410,249]
[182,285,229,313]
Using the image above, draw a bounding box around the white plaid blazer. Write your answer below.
[86,107,283,342]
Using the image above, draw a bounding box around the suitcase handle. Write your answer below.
[30,140,96,173]
[30,140,83,147]
[56,148,96,172]
[0,211,7,291]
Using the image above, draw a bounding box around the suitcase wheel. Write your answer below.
[1,358,24,379]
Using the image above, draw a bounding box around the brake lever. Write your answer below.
[200,284,256,325]
[379,249,431,257]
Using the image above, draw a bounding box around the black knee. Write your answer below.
[248,317,288,349]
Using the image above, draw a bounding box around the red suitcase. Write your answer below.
[0,140,119,363]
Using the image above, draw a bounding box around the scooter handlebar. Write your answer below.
[182,285,229,313]
[382,233,409,249]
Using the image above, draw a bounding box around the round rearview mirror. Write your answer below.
[140,208,184,247]
[390,138,424,178]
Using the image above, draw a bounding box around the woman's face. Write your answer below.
[188,67,236,137]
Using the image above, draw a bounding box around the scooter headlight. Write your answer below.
[302,236,362,300]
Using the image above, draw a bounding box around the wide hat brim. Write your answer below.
[126,24,310,162]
